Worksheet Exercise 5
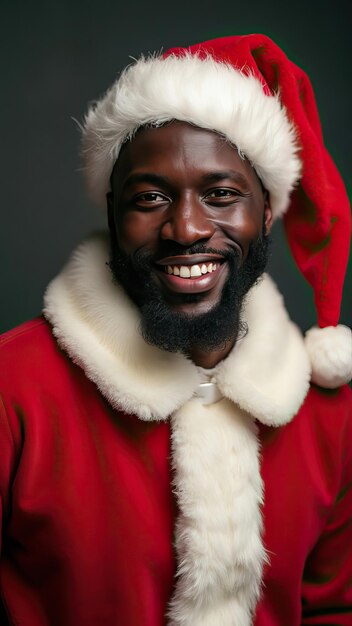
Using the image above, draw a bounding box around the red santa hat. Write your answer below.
[82,33,352,388]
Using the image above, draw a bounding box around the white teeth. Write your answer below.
[180,266,191,278]
[165,262,220,277]
[190,264,202,277]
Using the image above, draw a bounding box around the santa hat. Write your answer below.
[82,33,351,389]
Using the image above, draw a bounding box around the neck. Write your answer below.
[188,338,235,369]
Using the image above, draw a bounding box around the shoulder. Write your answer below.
[303,383,352,455]
[284,384,352,484]
[284,383,352,445]
[0,318,63,480]
[260,383,352,479]
[0,317,84,403]
[1,316,56,357]
[302,383,352,422]
[0,317,103,457]
[0,317,65,381]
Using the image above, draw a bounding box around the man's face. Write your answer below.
[108,121,272,353]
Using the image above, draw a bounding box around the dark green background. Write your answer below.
[1,0,351,334]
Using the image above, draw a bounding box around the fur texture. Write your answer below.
[43,233,310,425]
[82,54,301,218]
[305,325,352,388]
[168,398,266,625]
[218,276,311,426]
[44,235,199,420]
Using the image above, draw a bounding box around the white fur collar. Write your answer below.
[44,233,311,426]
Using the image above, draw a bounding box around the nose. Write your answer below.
[160,194,215,246]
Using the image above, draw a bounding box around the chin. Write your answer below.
[161,291,221,317]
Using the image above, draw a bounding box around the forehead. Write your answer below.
[112,121,262,189]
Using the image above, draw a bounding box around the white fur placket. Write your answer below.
[168,398,265,626]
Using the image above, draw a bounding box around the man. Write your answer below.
[0,34,351,626]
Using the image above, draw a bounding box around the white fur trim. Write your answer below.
[168,398,266,625]
[218,275,311,426]
[43,234,310,425]
[305,325,352,388]
[82,53,301,219]
[44,234,199,420]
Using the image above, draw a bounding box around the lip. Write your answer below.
[155,260,228,294]
[155,253,225,266]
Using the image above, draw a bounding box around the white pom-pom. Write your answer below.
[305,325,352,388]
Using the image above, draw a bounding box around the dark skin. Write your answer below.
[108,121,272,368]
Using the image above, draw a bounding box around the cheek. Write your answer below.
[117,212,160,253]
[214,205,264,246]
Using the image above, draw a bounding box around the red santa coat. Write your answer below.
[1,235,351,625]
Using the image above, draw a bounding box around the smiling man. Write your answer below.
[108,121,272,363]
[0,34,352,626]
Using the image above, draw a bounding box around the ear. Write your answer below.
[107,192,115,231]
[263,191,273,235]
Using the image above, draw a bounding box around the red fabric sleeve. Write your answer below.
[301,399,352,625]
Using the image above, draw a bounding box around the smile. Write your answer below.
[154,254,227,294]
[165,262,219,278]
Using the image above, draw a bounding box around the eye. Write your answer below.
[204,188,242,204]
[138,192,164,201]
[133,191,170,209]
[207,189,234,197]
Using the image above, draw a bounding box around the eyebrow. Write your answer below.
[121,173,173,190]
[200,171,250,187]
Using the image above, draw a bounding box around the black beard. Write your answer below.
[108,233,270,354]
